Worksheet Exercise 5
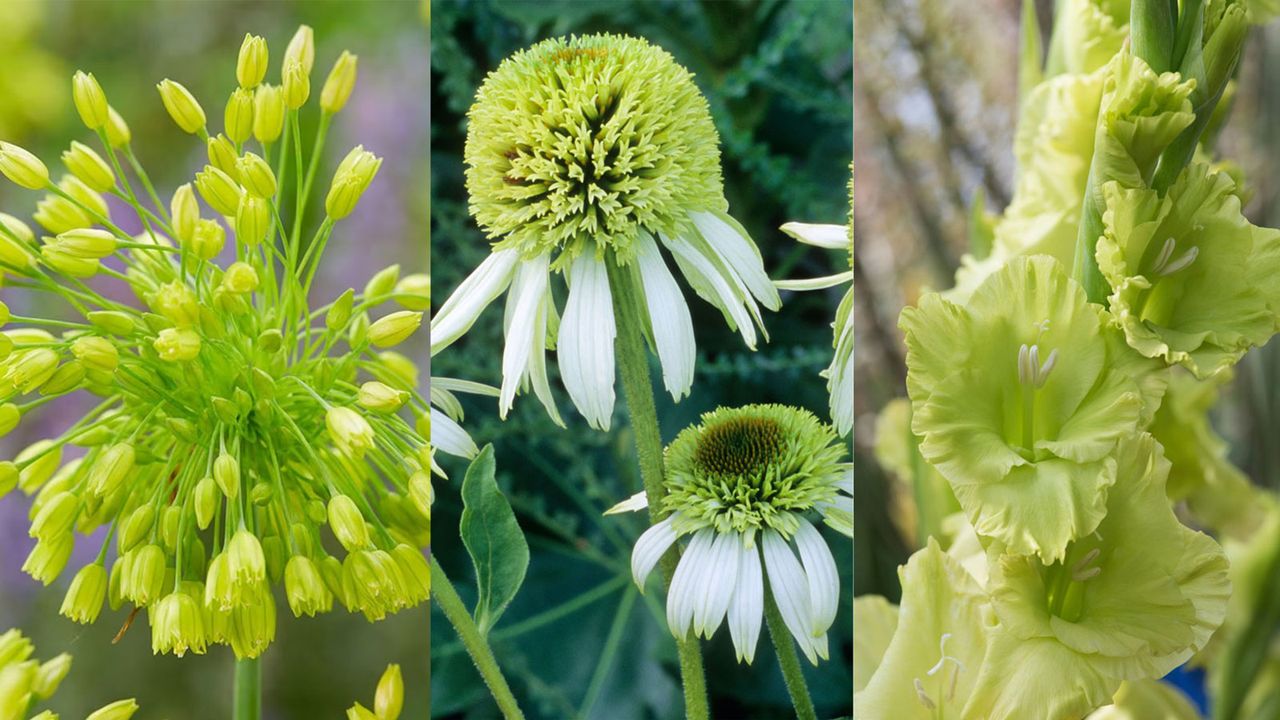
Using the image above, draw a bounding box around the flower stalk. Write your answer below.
[430,562,525,720]
[233,657,262,720]
[764,576,817,720]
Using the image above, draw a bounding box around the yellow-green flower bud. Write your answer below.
[228,528,266,589]
[0,404,18,437]
[368,310,422,348]
[214,452,241,500]
[126,544,166,606]
[221,261,259,294]
[40,360,85,395]
[326,406,375,458]
[6,348,59,393]
[225,88,255,145]
[284,555,332,617]
[326,288,355,331]
[0,213,37,269]
[226,583,276,659]
[60,563,108,624]
[379,351,419,389]
[105,106,131,148]
[87,699,139,720]
[87,442,134,497]
[237,153,276,198]
[33,195,91,234]
[87,310,137,336]
[211,396,239,425]
[191,218,226,261]
[156,79,206,134]
[348,703,378,720]
[0,141,50,189]
[61,141,114,192]
[328,495,370,552]
[0,300,12,325]
[71,336,118,372]
[195,477,218,530]
[320,51,358,114]
[16,440,61,494]
[160,504,181,551]
[195,165,243,217]
[395,273,430,311]
[0,461,17,498]
[235,195,270,246]
[53,228,116,259]
[154,327,201,362]
[375,664,404,720]
[206,134,240,179]
[284,25,316,75]
[151,591,207,657]
[283,60,310,109]
[325,148,382,219]
[364,263,399,298]
[72,70,109,130]
[118,504,153,554]
[391,544,430,604]
[40,246,99,278]
[22,533,73,585]
[30,491,78,540]
[58,174,109,220]
[237,34,269,89]
[32,653,71,699]
[153,281,199,326]
[170,183,200,244]
[252,84,285,144]
[357,381,408,413]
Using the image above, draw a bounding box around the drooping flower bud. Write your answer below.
[58,174,110,220]
[72,71,110,130]
[6,348,60,393]
[320,51,358,114]
[227,528,266,589]
[33,195,90,234]
[327,495,370,552]
[170,183,200,244]
[0,404,18,437]
[190,218,225,261]
[214,452,241,500]
[326,407,375,458]
[60,563,108,624]
[61,141,115,192]
[87,698,140,720]
[284,555,332,617]
[156,79,206,134]
[29,491,79,541]
[195,477,218,530]
[22,533,74,585]
[150,591,207,657]
[32,652,72,699]
[325,148,382,219]
[367,311,422,348]
[126,544,167,606]
[153,281,200,326]
[104,106,132,147]
[117,504,154,554]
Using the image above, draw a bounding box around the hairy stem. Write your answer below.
[431,562,526,720]
[763,578,818,720]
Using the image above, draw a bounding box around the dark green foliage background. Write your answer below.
[430,1,852,718]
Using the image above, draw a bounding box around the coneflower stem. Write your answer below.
[608,261,710,720]
[763,577,818,720]
[433,562,525,719]
[232,657,262,720]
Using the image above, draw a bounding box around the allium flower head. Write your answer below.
[0,26,428,660]
[434,33,780,430]
[621,404,851,665]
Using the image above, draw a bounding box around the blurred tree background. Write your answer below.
[853,0,1280,602]
[0,1,428,717]
[429,1,851,718]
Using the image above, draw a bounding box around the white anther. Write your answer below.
[915,678,936,709]
[1018,344,1032,386]
[947,662,960,701]
[1036,349,1059,388]
[1151,237,1176,275]
[1072,566,1102,582]
[1160,246,1199,276]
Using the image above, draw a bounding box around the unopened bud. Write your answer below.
[253,84,285,143]
[61,141,115,192]
[327,495,370,552]
[105,106,131,147]
[320,51,358,114]
[72,71,110,130]
[367,311,422,348]
[206,134,240,179]
[154,327,201,362]
[156,79,206,134]
[0,141,50,190]
[54,228,116,259]
[214,453,241,500]
[237,153,276,198]
[357,381,408,413]
[171,183,200,244]
[395,273,430,310]
[225,88,255,145]
[222,261,259,294]
[283,60,310,109]
[60,563,108,624]
[191,218,226,261]
[195,165,243,217]
[237,34,269,89]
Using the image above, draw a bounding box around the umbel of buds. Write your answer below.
[0,24,428,661]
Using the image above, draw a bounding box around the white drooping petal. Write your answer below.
[728,541,764,664]
[499,253,554,421]
[774,270,854,292]
[634,230,696,401]
[830,292,854,437]
[661,232,758,349]
[667,528,715,638]
[780,222,849,250]
[605,491,650,516]
[793,518,840,651]
[524,283,564,427]
[692,531,742,639]
[430,407,477,459]
[430,249,519,355]
[557,252,616,431]
[762,530,818,665]
[690,210,782,310]
[631,514,678,590]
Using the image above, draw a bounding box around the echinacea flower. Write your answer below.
[432,33,780,431]
[616,404,850,664]
[901,255,1165,562]
[778,165,853,437]
[0,26,428,660]
[0,628,138,719]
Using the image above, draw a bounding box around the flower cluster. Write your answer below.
[860,2,1277,717]
[0,26,429,660]
[0,627,138,719]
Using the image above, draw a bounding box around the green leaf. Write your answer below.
[460,444,529,636]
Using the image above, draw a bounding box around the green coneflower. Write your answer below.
[0,628,138,719]
[0,25,428,660]
[432,33,780,431]
[612,404,851,664]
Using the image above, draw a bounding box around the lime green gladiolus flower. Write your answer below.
[903,255,1164,562]
[1086,679,1201,720]
[1098,164,1280,377]
[987,433,1230,685]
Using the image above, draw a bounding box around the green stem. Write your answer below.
[606,260,710,720]
[232,657,262,720]
[763,578,818,720]
[432,562,526,720]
